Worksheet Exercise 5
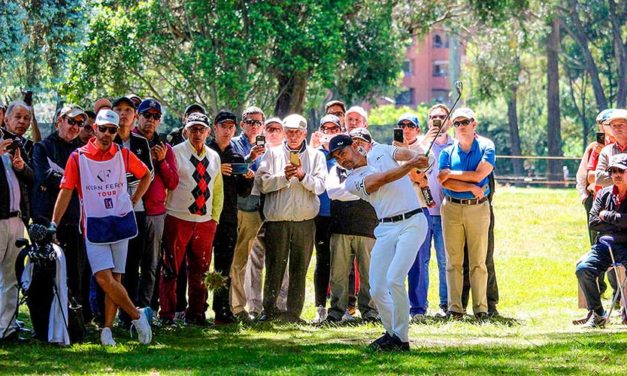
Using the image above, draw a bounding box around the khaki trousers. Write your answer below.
[441,199,490,314]
[229,210,263,314]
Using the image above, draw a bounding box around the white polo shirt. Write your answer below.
[345,144,420,219]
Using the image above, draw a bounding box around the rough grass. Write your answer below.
[1,187,626,375]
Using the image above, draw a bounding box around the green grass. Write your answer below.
[2,187,626,375]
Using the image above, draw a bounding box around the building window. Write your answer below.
[395,88,414,105]
[432,61,448,77]
[432,34,448,48]
[432,89,449,103]
[402,59,413,76]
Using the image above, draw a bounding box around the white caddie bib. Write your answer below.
[78,145,138,244]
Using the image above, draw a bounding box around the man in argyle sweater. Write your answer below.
[159,113,223,326]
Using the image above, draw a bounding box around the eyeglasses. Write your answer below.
[141,112,161,120]
[399,122,418,129]
[244,119,263,127]
[321,125,341,134]
[608,168,626,175]
[453,119,473,127]
[66,117,85,127]
[98,126,117,134]
[265,127,282,133]
[328,111,345,118]
[188,127,207,133]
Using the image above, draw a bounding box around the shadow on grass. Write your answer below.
[2,325,626,375]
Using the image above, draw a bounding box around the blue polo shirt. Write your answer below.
[438,137,495,199]
[317,146,336,217]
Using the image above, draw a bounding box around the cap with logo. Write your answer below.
[319,114,341,129]
[596,109,615,124]
[349,127,373,144]
[345,106,368,122]
[95,109,120,127]
[397,113,419,127]
[283,114,307,130]
[607,153,627,171]
[59,105,87,119]
[606,109,627,124]
[451,108,476,122]
[327,134,353,160]
[185,113,210,128]
[112,96,136,110]
[137,98,162,114]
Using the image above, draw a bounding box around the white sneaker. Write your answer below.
[311,306,327,324]
[132,307,153,345]
[341,311,356,323]
[100,327,116,346]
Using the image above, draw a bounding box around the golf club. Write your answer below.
[425,80,463,156]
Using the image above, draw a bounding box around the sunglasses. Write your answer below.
[265,127,282,133]
[328,111,345,118]
[430,115,446,120]
[321,125,341,134]
[66,117,85,127]
[608,168,626,175]
[188,127,207,133]
[141,112,161,120]
[98,126,118,134]
[399,122,418,129]
[453,119,473,127]
[244,119,263,127]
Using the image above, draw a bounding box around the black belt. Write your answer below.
[9,211,20,218]
[447,196,488,205]
[379,208,422,223]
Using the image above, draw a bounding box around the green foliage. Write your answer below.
[368,104,430,126]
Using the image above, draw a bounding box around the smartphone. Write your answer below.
[256,135,266,147]
[231,163,249,175]
[5,139,21,153]
[22,90,33,106]
[289,151,301,166]
[596,132,605,145]
[432,119,442,128]
[393,128,404,143]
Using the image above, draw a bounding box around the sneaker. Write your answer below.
[386,334,410,352]
[583,311,606,328]
[159,317,176,327]
[434,308,448,318]
[100,327,116,346]
[131,307,153,345]
[572,311,593,325]
[311,306,328,325]
[341,311,356,323]
[174,311,186,322]
[249,311,260,321]
[185,315,211,327]
[361,312,380,323]
[347,306,356,316]
[368,332,392,351]
[475,312,489,323]
[446,311,464,321]
[234,311,252,324]
[410,313,426,324]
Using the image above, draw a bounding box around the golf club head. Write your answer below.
[455,81,463,96]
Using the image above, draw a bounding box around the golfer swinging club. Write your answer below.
[328,134,429,351]
[52,110,153,346]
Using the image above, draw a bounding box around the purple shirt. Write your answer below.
[427,136,454,216]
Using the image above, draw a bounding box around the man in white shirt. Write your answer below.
[329,134,429,352]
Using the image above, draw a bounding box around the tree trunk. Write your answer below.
[607,0,627,107]
[547,18,563,182]
[507,88,523,182]
[274,71,309,118]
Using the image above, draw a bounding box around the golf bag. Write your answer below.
[14,221,85,344]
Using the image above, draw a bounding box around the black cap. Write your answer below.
[214,110,237,125]
[327,134,353,160]
[184,103,206,116]
[112,96,136,109]
[185,113,210,128]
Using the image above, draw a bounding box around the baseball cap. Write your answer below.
[95,109,120,127]
[126,94,142,106]
[59,105,87,119]
[184,103,206,116]
[185,113,210,128]
[606,109,627,124]
[397,113,419,127]
[112,96,136,109]
[596,109,615,124]
[283,114,307,130]
[327,134,353,160]
[325,100,346,113]
[349,127,372,144]
[265,117,283,127]
[319,114,341,129]
[451,108,475,122]
[94,98,112,113]
[214,110,237,125]
[607,154,627,171]
[345,106,368,122]
[137,98,162,114]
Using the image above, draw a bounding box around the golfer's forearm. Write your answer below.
[52,189,73,224]
[365,164,413,194]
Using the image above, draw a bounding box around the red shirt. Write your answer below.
[60,138,148,198]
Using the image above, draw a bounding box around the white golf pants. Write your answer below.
[0,217,25,338]
[369,213,427,342]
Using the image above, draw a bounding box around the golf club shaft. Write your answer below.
[425,81,463,156]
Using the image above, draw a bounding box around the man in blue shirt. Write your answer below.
[438,108,495,321]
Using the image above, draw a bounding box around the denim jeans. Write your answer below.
[429,215,448,308]
[408,210,432,315]
[576,241,627,315]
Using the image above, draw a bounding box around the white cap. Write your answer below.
[607,109,627,124]
[345,106,368,122]
[283,114,307,130]
[95,109,120,127]
[451,108,476,122]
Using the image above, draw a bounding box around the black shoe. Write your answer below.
[278,312,306,324]
[368,332,392,351]
[214,314,237,325]
[234,311,252,323]
[386,334,410,352]
[257,311,276,322]
[446,311,464,321]
[159,317,176,327]
[475,312,489,323]
[184,316,211,327]
[320,315,341,326]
